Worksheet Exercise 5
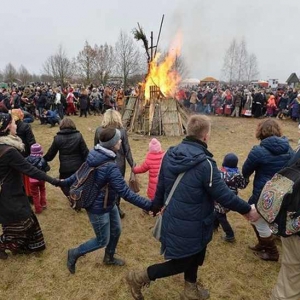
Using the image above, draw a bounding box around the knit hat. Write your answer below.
[30,143,43,156]
[149,138,161,153]
[100,129,121,149]
[11,109,24,122]
[0,113,12,133]
[222,153,238,168]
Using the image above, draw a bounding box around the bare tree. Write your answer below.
[94,43,115,85]
[3,63,17,86]
[18,65,31,85]
[235,38,248,82]
[76,41,97,85]
[0,71,3,82]
[115,31,143,88]
[172,54,189,79]
[221,39,238,84]
[43,45,74,87]
[246,53,259,83]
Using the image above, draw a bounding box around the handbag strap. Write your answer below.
[164,172,185,208]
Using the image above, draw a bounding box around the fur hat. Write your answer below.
[222,153,238,168]
[0,113,12,133]
[149,138,161,153]
[30,143,43,156]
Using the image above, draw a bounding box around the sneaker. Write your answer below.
[222,236,236,243]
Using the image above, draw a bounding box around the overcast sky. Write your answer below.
[1,0,299,82]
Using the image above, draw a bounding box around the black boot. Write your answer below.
[67,248,81,274]
[103,252,125,266]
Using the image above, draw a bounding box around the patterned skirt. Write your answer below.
[0,213,45,253]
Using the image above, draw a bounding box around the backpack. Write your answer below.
[257,160,300,237]
[69,160,112,211]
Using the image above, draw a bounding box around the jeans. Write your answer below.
[147,247,207,283]
[77,205,122,256]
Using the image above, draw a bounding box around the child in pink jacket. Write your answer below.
[132,138,164,200]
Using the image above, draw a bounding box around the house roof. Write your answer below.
[286,73,299,84]
[200,76,219,82]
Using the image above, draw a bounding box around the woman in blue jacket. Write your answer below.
[242,119,294,261]
[64,127,153,274]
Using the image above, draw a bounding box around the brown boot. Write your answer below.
[248,225,265,252]
[126,270,150,300]
[180,281,210,300]
[255,236,279,262]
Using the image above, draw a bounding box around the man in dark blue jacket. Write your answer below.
[126,114,259,300]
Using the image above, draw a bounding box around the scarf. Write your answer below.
[0,135,25,152]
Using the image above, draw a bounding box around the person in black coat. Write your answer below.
[94,109,134,218]
[44,117,89,196]
[79,88,88,117]
[0,113,61,259]
[11,108,36,157]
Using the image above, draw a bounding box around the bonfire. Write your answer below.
[122,29,188,136]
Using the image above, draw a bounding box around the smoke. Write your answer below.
[161,0,300,82]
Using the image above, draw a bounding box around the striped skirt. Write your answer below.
[0,213,45,253]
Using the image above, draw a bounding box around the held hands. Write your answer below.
[149,204,162,217]
[244,204,260,222]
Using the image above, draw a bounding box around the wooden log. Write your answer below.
[160,98,182,136]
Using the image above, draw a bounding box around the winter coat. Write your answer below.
[44,129,89,177]
[0,138,58,224]
[26,156,50,173]
[133,151,164,199]
[242,136,294,205]
[152,137,251,260]
[79,95,88,110]
[94,127,134,176]
[16,120,36,157]
[64,145,152,214]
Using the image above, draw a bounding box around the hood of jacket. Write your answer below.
[260,136,290,155]
[167,137,213,175]
[57,129,79,135]
[87,144,116,167]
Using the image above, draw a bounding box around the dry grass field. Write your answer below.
[1,114,299,300]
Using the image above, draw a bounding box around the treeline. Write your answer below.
[0,31,146,88]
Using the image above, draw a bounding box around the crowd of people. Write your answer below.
[0,82,299,299]
[176,84,300,121]
[0,83,139,128]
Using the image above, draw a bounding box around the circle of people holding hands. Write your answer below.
[0,84,299,299]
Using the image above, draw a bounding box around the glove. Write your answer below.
[150,204,162,217]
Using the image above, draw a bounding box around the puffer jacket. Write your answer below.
[152,137,251,260]
[242,136,294,205]
[94,127,134,176]
[133,151,164,199]
[44,129,89,177]
[64,145,152,214]
[16,120,36,157]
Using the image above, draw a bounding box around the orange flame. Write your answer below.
[144,32,182,100]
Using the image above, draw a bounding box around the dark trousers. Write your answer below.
[80,109,87,117]
[147,247,207,283]
[214,211,234,238]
